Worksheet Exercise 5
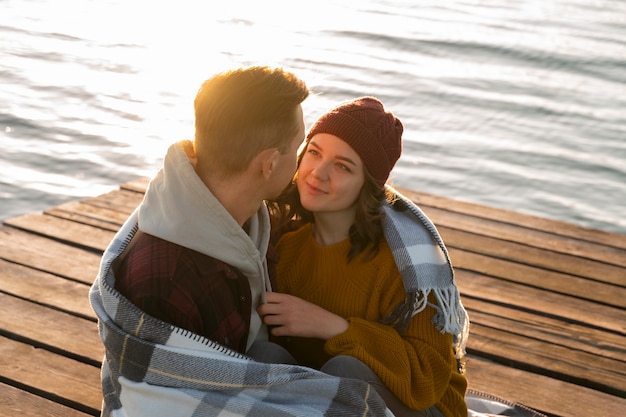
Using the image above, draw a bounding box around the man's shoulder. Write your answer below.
[125,232,236,277]
[130,232,183,263]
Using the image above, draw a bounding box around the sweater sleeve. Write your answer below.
[324,289,454,410]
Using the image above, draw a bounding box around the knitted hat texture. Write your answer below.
[307,96,403,187]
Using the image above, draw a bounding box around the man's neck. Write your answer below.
[201,172,264,227]
[188,141,269,227]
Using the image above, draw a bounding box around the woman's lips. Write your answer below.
[304,181,327,195]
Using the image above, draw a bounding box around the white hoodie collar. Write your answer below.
[138,140,270,280]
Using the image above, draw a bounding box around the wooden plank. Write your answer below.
[440,226,625,285]
[455,269,626,335]
[0,260,94,319]
[464,298,626,364]
[3,213,114,253]
[397,186,626,250]
[420,204,626,268]
[0,335,101,414]
[451,248,626,311]
[468,321,626,396]
[81,188,144,215]
[44,201,129,231]
[0,227,101,285]
[0,383,93,417]
[40,188,143,230]
[120,176,150,193]
[0,293,102,363]
[466,355,626,417]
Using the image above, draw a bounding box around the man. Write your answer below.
[114,66,308,353]
[90,66,390,417]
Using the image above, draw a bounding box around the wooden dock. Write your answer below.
[1,177,624,417]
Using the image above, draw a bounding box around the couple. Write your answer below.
[90,66,469,417]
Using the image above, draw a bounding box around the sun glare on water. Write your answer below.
[9,0,336,168]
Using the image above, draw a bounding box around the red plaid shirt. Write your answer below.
[114,232,277,353]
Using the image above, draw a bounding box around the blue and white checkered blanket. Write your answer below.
[90,208,393,417]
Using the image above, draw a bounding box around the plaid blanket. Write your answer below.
[382,187,469,362]
[466,390,547,417]
[88,186,548,417]
[90,208,393,417]
[382,190,546,417]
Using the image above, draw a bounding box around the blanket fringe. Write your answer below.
[382,287,469,373]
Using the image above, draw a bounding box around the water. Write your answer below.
[2,0,625,235]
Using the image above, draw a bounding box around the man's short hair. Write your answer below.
[194,66,309,176]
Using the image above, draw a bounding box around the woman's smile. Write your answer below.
[303,180,327,195]
[296,133,365,215]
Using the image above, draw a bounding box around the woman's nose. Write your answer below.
[311,161,330,180]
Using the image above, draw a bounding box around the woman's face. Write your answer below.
[296,133,365,216]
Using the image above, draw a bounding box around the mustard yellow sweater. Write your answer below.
[275,223,467,417]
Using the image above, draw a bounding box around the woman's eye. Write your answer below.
[337,163,351,172]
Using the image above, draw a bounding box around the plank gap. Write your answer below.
[0,329,101,368]
[0,376,99,416]
[461,291,626,338]
[2,223,105,255]
[0,287,96,323]
[466,347,625,399]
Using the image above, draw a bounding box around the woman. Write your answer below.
[260,97,469,417]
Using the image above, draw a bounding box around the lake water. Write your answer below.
[2,0,625,235]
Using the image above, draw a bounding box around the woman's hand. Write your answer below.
[258,292,349,340]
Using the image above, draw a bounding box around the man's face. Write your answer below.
[266,104,305,198]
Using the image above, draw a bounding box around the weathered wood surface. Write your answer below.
[1,177,624,417]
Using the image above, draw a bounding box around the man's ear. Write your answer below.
[182,140,198,167]
[259,148,280,180]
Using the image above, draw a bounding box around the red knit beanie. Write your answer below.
[307,96,403,188]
